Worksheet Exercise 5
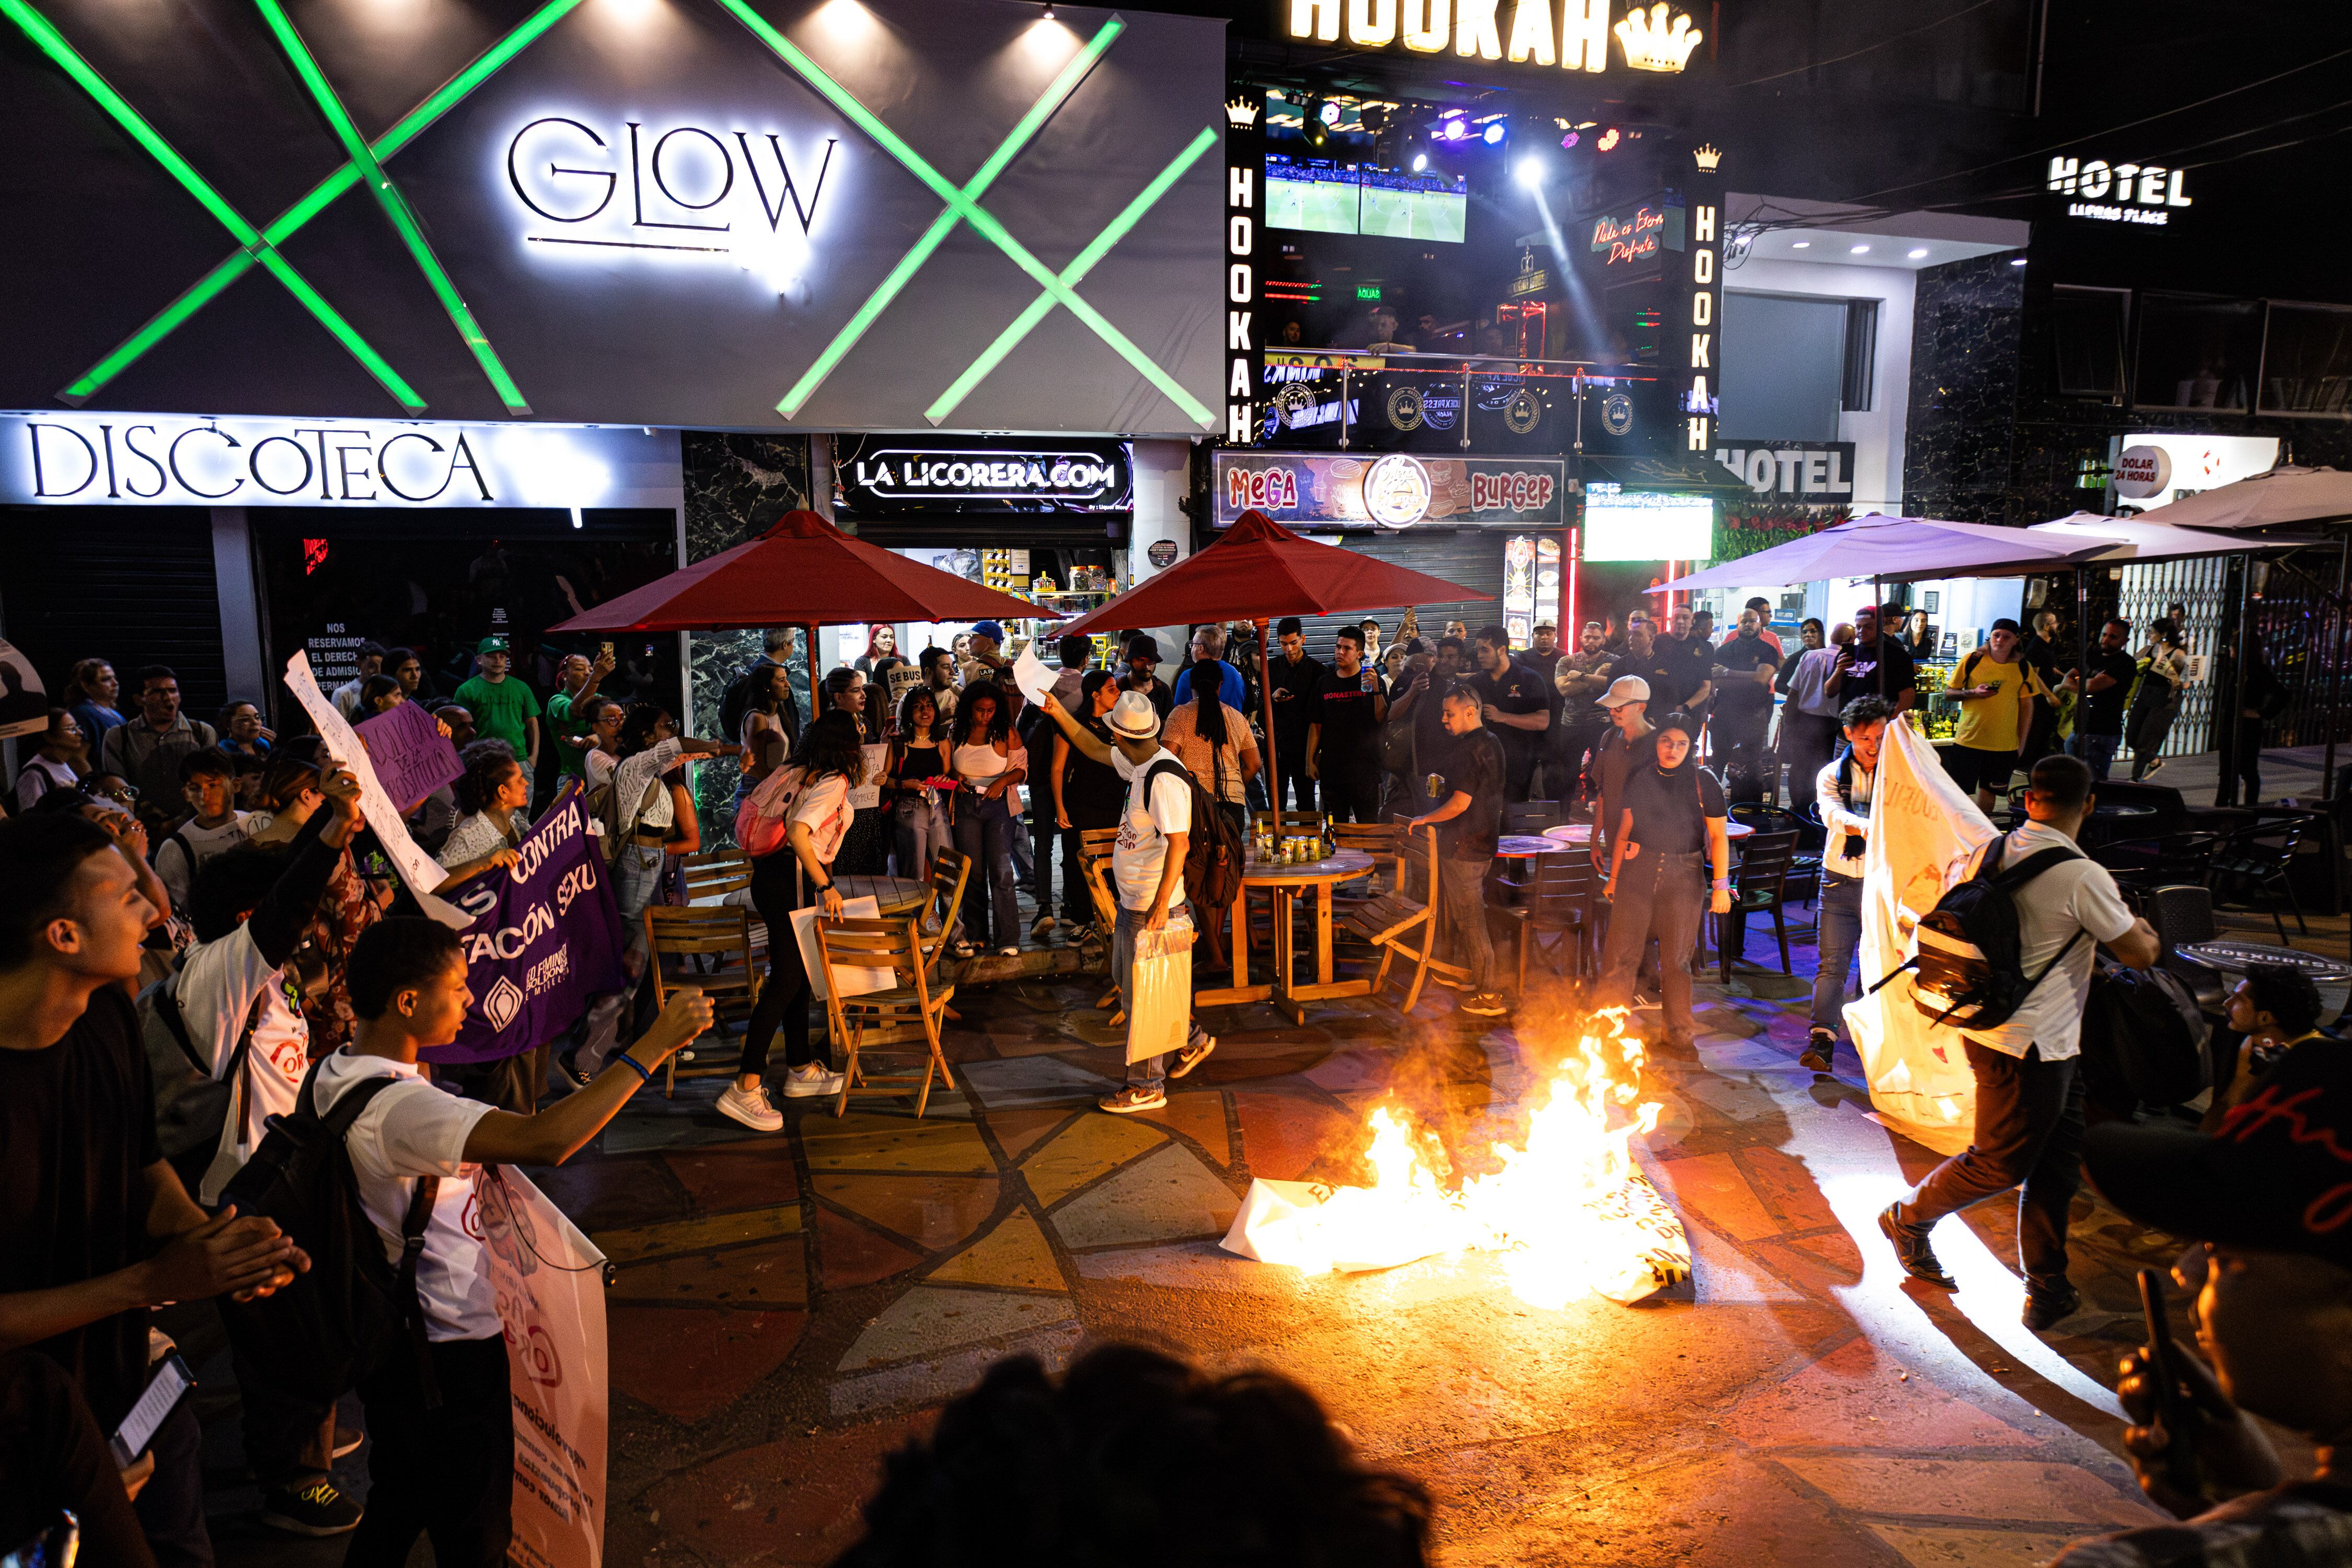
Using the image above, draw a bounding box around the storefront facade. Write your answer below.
[1,0,1226,753]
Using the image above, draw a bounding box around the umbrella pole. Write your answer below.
[2076,568,2089,773]
[806,621,823,718]
[2325,541,2347,801]
[1872,576,1884,700]
[1256,616,1277,816]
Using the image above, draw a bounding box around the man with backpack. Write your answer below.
[1878,754,2159,1331]
[1032,690,1221,1113]
[0,812,308,1568]
[246,918,715,1567]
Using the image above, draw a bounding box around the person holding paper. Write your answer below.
[950,685,1026,958]
[731,711,864,1128]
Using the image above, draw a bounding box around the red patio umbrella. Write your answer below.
[549,509,1056,717]
[1055,509,1493,812]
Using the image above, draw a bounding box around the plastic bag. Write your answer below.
[1125,909,1195,1064]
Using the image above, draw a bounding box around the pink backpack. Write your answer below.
[733,766,805,860]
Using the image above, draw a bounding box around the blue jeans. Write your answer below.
[1113,902,1208,1091]
[2068,730,2119,781]
[955,792,1020,948]
[1812,874,1865,1033]
[893,795,953,883]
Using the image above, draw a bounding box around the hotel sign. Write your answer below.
[2047,156,2192,226]
[1279,0,1702,73]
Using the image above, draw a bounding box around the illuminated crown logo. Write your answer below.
[1225,96,1261,128]
[1613,3,1703,72]
[1691,143,1721,171]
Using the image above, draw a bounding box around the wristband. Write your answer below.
[614,1053,653,1085]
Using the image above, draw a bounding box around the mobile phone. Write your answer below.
[109,1353,194,1468]
[599,640,614,663]
[2137,1266,2203,1498]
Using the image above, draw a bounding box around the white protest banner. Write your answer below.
[478,1167,607,1568]
[1843,719,1999,1152]
[793,894,889,999]
[847,743,888,810]
[282,650,470,927]
[0,636,48,740]
[1010,642,1055,706]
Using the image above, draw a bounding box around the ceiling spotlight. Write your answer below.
[1560,130,1579,148]
[1482,121,1506,145]
[1318,98,1344,127]
[1412,152,1427,171]
[1849,243,1870,254]
[1515,155,1542,187]
[1443,118,1467,142]
[1907,247,1929,259]
[2011,257,2028,267]
[1040,2,1053,15]
[1596,126,1620,152]
[1790,240,1810,249]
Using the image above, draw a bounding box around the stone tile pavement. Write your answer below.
[194,897,2346,1566]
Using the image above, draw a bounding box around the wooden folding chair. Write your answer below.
[1252,809,1323,837]
[678,849,753,902]
[916,848,972,1013]
[1340,823,1445,1011]
[1331,820,1402,897]
[815,916,956,1119]
[1078,827,1124,1012]
[643,904,762,1097]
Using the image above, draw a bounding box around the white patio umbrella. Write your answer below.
[2026,511,2324,560]
[2126,466,2352,533]
[1649,514,2109,594]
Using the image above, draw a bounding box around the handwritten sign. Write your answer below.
[283,650,469,927]
[355,698,462,812]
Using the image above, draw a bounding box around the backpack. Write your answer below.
[1142,759,1243,911]
[583,767,664,864]
[733,764,851,862]
[1870,837,2090,1031]
[215,1059,440,1405]
[137,969,265,1193]
[2081,963,2209,1106]
[717,660,770,752]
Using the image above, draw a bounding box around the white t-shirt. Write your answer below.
[437,811,518,870]
[1961,820,2137,1061]
[13,754,78,811]
[313,1052,499,1342]
[586,738,681,833]
[179,925,313,1203]
[787,771,852,864]
[156,813,255,910]
[1110,746,1191,910]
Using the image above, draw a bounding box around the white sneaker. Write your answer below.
[715,1081,785,1131]
[997,945,1020,958]
[779,1063,847,1099]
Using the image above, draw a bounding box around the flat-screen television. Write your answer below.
[1265,155,1363,235]
[1581,485,1713,561]
[1358,164,1467,243]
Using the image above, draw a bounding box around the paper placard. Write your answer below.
[283,650,470,927]
[848,744,888,810]
[792,895,891,999]
[355,697,463,812]
[1010,643,1055,706]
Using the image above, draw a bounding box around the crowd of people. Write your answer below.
[3,598,2344,1568]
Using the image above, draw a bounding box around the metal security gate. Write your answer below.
[2118,556,2229,760]
[0,505,228,718]
[1284,528,1507,662]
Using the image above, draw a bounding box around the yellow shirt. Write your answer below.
[1946,650,2045,752]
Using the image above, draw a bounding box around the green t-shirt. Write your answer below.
[546,689,594,777]
[454,674,541,756]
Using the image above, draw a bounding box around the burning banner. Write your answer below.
[1843,718,1998,1149]
[1221,1012,1690,1308]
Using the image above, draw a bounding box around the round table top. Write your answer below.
[834,873,929,915]
[1240,848,1376,883]
[2094,801,2161,818]
[1495,834,1575,857]
[1538,819,1754,843]
[2178,940,2352,981]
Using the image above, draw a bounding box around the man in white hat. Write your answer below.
[1588,676,1654,874]
[1032,689,1215,1112]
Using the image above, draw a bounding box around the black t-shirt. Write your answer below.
[1623,764,1728,856]
[1612,645,1682,713]
[1315,666,1387,759]
[2020,634,2066,697]
[1265,653,1325,746]
[1404,670,1456,781]
[1652,635,1714,710]
[1842,635,1917,705]
[2081,647,2139,733]
[1060,717,1126,827]
[1470,663,1548,761]
[1127,675,1175,720]
[1712,633,1780,717]
[1434,728,1505,861]
[0,987,161,1429]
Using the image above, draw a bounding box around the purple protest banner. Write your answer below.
[355,698,463,811]
[422,781,626,1066]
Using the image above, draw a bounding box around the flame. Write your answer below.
[1238,1010,1688,1309]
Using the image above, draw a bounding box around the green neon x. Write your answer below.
[710,0,1215,428]
[2,0,423,410]
[40,0,582,409]
[254,0,531,413]
[925,123,1217,424]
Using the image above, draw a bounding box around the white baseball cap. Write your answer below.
[1106,690,1162,740]
[1596,675,1651,708]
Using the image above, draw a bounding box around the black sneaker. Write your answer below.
[1799,1031,1835,1073]
[330,1424,363,1460]
[1877,1204,1957,1289]
[1460,991,1509,1018]
[1168,1035,1217,1080]
[259,1478,363,1537]
[2023,1285,2082,1331]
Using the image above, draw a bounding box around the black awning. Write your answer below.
[1581,452,1751,497]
